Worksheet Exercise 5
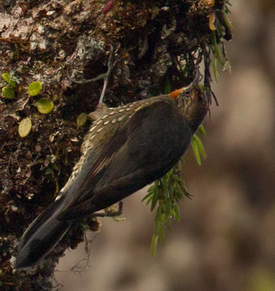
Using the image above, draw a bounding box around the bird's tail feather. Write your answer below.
[16,196,72,269]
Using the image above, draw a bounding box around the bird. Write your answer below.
[16,76,208,269]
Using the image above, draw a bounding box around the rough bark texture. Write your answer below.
[0,0,230,290]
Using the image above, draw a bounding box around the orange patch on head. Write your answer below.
[168,88,184,100]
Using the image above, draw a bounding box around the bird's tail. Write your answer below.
[16,196,72,269]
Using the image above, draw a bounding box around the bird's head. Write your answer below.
[168,74,209,134]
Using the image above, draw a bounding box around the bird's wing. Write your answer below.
[59,98,191,220]
[60,122,129,213]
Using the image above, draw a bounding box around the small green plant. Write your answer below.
[77,112,88,129]
[2,86,15,99]
[26,80,42,96]
[18,117,32,138]
[142,161,191,255]
[43,154,60,177]
[1,73,17,99]
[1,73,55,137]
[2,72,17,87]
[25,81,54,114]
[209,3,232,80]
[35,97,54,114]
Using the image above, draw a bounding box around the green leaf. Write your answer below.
[151,184,160,210]
[213,57,219,82]
[77,112,88,128]
[198,124,206,136]
[191,137,201,165]
[18,117,32,138]
[213,33,222,65]
[27,81,42,96]
[142,193,153,204]
[221,9,233,30]
[151,234,159,256]
[173,205,180,222]
[141,194,151,202]
[193,135,206,159]
[2,86,15,99]
[2,73,16,87]
[35,98,54,114]
[141,189,153,202]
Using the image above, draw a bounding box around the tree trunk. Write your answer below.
[0,0,231,290]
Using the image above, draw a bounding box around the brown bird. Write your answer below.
[16,78,208,268]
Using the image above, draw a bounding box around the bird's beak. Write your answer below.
[168,70,201,100]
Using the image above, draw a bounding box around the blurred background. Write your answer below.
[56,1,275,290]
